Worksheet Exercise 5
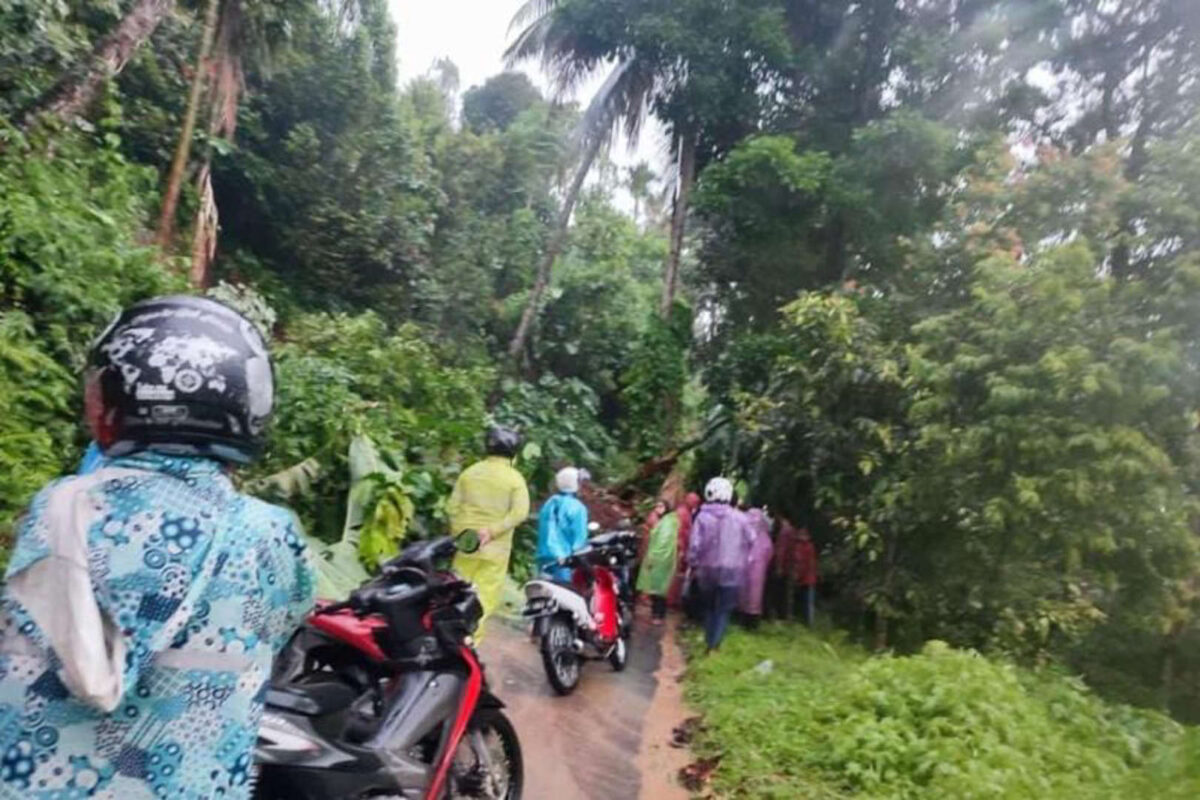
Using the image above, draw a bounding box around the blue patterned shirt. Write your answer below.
[0,452,314,799]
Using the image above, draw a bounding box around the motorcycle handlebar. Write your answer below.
[319,576,473,617]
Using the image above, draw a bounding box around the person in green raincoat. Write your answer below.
[637,498,681,624]
[448,426,531,637]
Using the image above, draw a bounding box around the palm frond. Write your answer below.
[504,9,556,67]
[559,57,658,174]
[508,0,560,36]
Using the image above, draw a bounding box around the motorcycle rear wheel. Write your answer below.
[540,616,581,695]
[608,633,628,672]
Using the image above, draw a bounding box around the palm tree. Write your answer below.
[503,0,659,368]
[661,129,696,316]
[22,0,177,127]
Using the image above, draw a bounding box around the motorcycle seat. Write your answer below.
[551,579,590,598]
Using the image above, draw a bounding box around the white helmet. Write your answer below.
[555,467,580,494]
[704,477,734,504]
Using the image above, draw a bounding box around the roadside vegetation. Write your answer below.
[1,0,1200,791]
[686,624,1200,799]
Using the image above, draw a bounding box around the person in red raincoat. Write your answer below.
[792,526,819,626]
[668,492,701,609]
[773,518,819,625]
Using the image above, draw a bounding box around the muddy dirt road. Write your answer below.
[479,617,690,800]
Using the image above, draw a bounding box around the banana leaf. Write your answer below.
[252,435,415,599]
[245,457,322,500]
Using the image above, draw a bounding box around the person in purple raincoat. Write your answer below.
[688,477,756,653]
[738,508,774,628]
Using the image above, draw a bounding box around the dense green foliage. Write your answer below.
[1,0,1199,769]
[0,0,666,575]
[687,625,1200,799]
[0,125,184,563]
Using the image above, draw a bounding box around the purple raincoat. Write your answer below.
[739,509,774,615]
[687,503,755,589]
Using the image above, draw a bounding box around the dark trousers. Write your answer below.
[799,584,816,627]
[768,577,816,626]
[704,586,740,651]
[650,594,667,620]
[684,580,707,623]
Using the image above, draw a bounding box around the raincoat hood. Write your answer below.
[698,502,734,520]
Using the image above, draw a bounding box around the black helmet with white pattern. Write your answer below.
[88,295,274,464]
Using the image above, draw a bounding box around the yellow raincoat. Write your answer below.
[448,456,531,636]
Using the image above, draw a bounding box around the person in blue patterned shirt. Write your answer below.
[0,296,314,799]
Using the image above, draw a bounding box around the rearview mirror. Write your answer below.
[455,530,481,554]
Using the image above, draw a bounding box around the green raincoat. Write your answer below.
[637,511,679,596]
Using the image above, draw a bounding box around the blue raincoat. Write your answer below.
[536,492,589,577]
[0,451,314,799]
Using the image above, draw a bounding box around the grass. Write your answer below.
[682,623,1200,799]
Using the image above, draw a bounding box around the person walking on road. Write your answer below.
[638,498,668,564]
[637,499,681,624]
[0,296,314,800]
[448,426,531,632]
[535,467,590,582]
[688,477,755,653]
[738,507,774,628]
[668,492,700,610]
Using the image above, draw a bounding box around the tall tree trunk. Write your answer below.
[189,0,243,288]
[506,134,604,369]
[633,195,642,228]
[189,168,219,286]
[155,0,221,254]
[661,134,696,316]
[21,0,175,127]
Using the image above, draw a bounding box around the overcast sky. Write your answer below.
[387,0,668,188]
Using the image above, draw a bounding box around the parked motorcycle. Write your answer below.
[521,527,639,695]
[254,532,523,800]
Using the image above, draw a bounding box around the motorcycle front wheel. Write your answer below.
[540,616,581,695]
[444,708,523,800]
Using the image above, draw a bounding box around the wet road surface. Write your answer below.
[479,617,667,800]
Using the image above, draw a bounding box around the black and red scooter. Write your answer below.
[521,526,639,695]
[253,533,522,800]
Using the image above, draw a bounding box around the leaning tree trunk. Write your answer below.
[156,0,221,254]
[660,134,696,317]
[22,0,176,127]
[506,134,604,370]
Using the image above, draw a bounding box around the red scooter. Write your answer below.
[254,533,522,799]
[521,529,638,695]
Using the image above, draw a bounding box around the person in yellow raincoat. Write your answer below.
[448,426,531,634]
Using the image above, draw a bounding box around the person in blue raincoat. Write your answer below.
[536,467,590,581]
[0,296,314,800]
